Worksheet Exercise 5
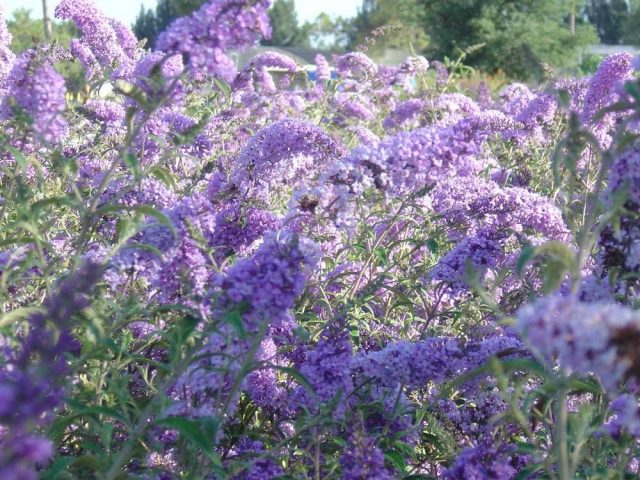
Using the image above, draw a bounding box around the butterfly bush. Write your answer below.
[516,295,640,393]
[3,0,640,477]
[0,5,15,93]
[156,0,271,81]
[0,49,68,143]
[55,0,136,78]
[0,263,101,479]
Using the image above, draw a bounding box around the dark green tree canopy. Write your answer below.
[587,0,630,44]
[345,0,428,54]
[622,0,640,45]
[261,0,311,47]
[419,0,597,80]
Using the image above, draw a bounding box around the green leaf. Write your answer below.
[96,204,176,238]
[569,377,602,395]
[213,78,232,100]
[518,240,576,293]
[222,309,246,339]
[0,236,34,249]
[535,241,575,270]
[41,456,76,480]
[114,80,150,111]
[516,244,537,277]
[498,358,548,377]
[426,238,439,254]
[556,88,570,108]
[625,80,640,101]
[156,416,222,466]
[149,165,178,189]
[115,216,136,243]
[271,366,315,395]
[30,196,76,215]
[62,401,129,424]
[374,246,389,265]
[124,152,142,179]
[385,451,407,472]
[0,306,42,328]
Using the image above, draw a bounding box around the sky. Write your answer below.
[1,0,361,26]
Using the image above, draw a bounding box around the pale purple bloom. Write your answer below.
[581,53,634,123]
[0,5,16,93]
[232,118,344,196]
[340,432,392,479]
[70,39,101,81]
[0,263,102,479]
[209,203,279,260]
[55,0,132,73]
[335,52,378,78]
[400,54,429,75]
[431,60,449,87]
[315,53,330,82]
[246,51,298,72]
[334,92,376,122]
[444,440,526,479]
[232,438,284,479]
[0,51,68,143]
[499,83,535,116]
[383,98,424,129]
[155,0,271,81]
[109,18,140,59]
[431,93,480,125]
[216,230,320,329]
[476,81,492,109]
[605,395,640,438]
[290,323,354,418]
[516,295,640,393]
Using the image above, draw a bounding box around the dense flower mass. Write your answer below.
[2,0,640,477]
[55,0,135,76]
[0,50,68,143]
[516,295,640,393]
[0,5,15,93]
[0,263,102,479]
[155,0,271,80]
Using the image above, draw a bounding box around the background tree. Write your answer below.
[587,0,630,44]
[261,0,311,47]
[8,7,76,53]
[622,0,640,45]
[345,0,428,55]
[419,0,597,80]
[42,0,52,40]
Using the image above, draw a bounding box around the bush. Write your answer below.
[1,1,640,478]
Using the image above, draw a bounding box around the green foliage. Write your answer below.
[622,0,640,45]
[261,0,311,47]
[419,0,597,80]
[7,8,76,54]
[345,0,429,55]
[587,0,630,45]
[306,13,353,51]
